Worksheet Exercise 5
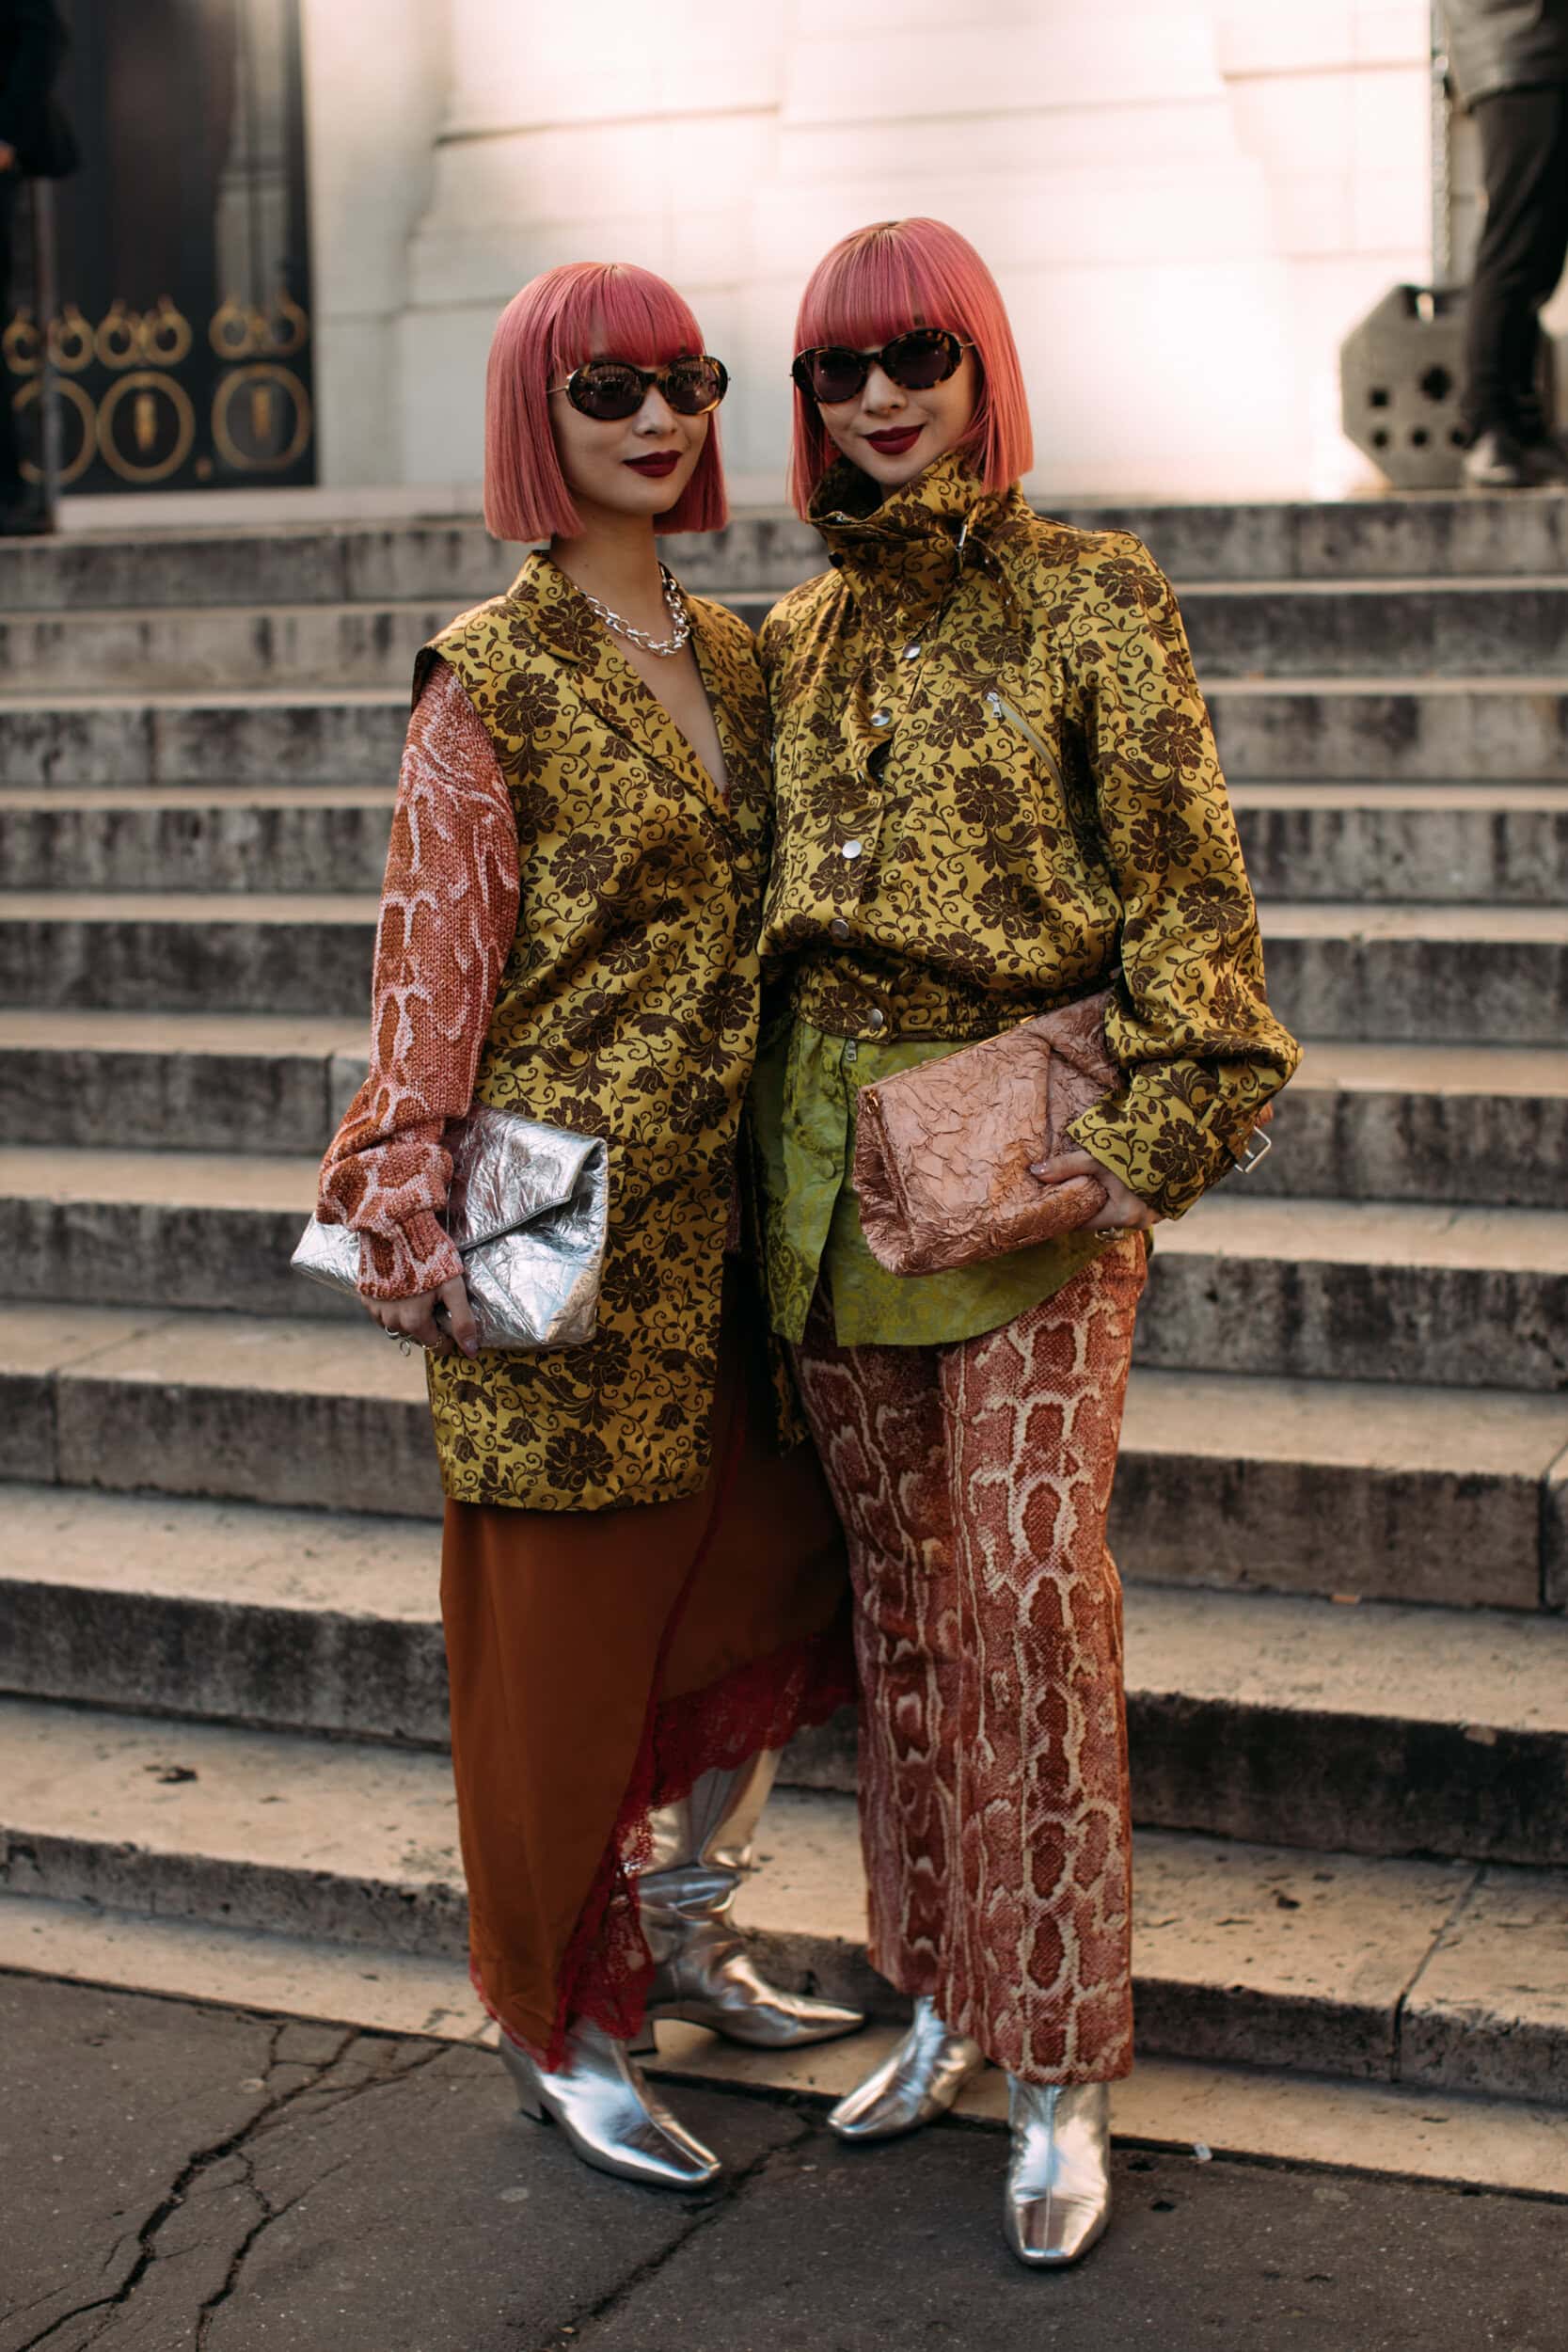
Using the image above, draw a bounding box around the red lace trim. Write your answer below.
[471,1404,856,2068]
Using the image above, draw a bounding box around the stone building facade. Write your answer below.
[299,0,1441,503]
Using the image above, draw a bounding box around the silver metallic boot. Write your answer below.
[499,2020,721,2191]
[1003,2078,1112,2266]
[827,1995,984,2140]
[640,1751,865,2048]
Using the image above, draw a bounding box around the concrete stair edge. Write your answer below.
[1,1699,1563,2105]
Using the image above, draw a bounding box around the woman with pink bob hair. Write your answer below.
[314,261,861,2195]
[752,218,1299,2265]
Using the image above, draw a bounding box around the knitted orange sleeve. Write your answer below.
[317,658,520,1300]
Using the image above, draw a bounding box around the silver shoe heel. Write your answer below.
[640,1752,864,2050]
[1003,2078,1112,2267]
[827,1995,984,2141]
[499,2022,721,2191]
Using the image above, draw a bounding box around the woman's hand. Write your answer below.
[363,1275,480,1359]
[1030,1104,1275,1234]
[1029,1149,1158,1233]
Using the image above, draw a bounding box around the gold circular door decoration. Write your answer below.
[212,363,311,471]
[209,296,261,360]
[94,298,140,369]
[4,307,39,375]
[52,304,97,373]
[16,376,99,485]
[140,298,194,367]
[261,285,309,358]
[97,370,196,482]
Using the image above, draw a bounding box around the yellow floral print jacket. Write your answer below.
[757,452,1301,1224]
[420,553,787,1513]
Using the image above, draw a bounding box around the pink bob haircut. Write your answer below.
[788,218,1034,516]
[484,261,727,542]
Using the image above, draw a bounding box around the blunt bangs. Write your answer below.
[484,262,727,543]
[788,218,1034,516]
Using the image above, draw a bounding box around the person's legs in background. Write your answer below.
[1461,84,1568,487]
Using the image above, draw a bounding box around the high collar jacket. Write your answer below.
[756,453,1300,1219]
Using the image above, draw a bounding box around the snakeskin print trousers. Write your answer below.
[792,1236,1147,2086]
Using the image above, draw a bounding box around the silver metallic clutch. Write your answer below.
[291,1104,609,1351]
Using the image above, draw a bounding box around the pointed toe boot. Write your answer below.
[827,1996,984,2141]
[499,2021,721,2192]
[1003,2078,1112,2267]
[640,1752,865,2050]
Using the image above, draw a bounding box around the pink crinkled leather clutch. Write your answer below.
[851,989,1118,1277]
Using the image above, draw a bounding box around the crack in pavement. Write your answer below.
[7,2021,358,2352]
[530,2110,816,2352]
[189,2039,451,2347]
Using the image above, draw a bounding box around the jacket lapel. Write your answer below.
[513,551,723,811]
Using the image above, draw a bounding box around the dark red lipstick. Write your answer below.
[626,452,681,478]
[865,426,922,455]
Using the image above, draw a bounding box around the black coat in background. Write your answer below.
[1445,0,1568,106]
[0,0,77,177]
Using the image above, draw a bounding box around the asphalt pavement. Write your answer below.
[2,1974,1563,2352]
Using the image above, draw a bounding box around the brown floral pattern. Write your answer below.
[756,452,1301,1221]
[405,552,785,1513]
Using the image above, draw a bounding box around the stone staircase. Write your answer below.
[2,498,1567,2133]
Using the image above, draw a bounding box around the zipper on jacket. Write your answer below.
[987,690,1064,788]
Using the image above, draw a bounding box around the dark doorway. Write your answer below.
[6,0,314,494]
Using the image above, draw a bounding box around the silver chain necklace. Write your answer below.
[575,563,690,658]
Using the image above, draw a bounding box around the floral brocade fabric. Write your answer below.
[351,553,784,1514]
[756,452,1302,1231]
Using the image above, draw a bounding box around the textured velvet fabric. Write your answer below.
[793,1239,1146,2087]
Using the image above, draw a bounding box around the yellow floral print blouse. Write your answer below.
[752,451,1300,1347]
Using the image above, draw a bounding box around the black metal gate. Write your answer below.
[6,0,314,495]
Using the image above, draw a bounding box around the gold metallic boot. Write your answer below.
[499,2021,720,2191]
[640,1751,865,2049]
[828,1995,984,2140]
[1003,2078,1112,2266]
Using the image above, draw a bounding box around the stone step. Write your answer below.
[3,1485,1564,1866]
[0,786,395,895]
[43,573,1568,694]
[2,892,1562,1040]
[7,1307,1563,1611]
[1239,1041,1568,1209]
[1258,902,1568,1045]
[0,602,456,695]
[0,892,376,1013]
[8,781,1566,907]
[12,577,1568,696]
[0,1009,366,1155]
[0,691,405,788]
[1209,676,1568,783]
[0,1147,337,1320]
[1,1694,1562,2100]
[1118,1369,1567,1612]
[4,495,1567,621]
[0,519,510,613]
[1041,495,1568,584]
[0,1304,443,1519]
[8,676,1568,792]
[7,1151,1565,1392]
[8,1895,1566,2201]
[1151,1192,1568,1392]
[1180,578,1568,678]
[7,1016,1562,1211]
[1229,783,1568,904]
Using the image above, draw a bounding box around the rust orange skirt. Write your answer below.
[440,1269,854,2064]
